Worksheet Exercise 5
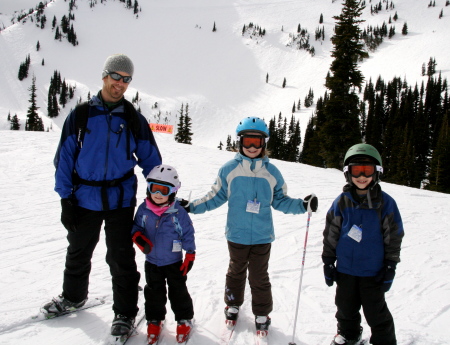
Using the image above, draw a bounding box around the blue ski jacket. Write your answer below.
[132,200,196,267]
[190,153,306,245]
[322,184,404,277]
[54,95,162,211]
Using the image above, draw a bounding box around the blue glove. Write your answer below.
[322,256,337,286]
[375,260,397,292]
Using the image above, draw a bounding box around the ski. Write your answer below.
[31,297,106,321]
[220,320,236,345]
[255,330,269,345]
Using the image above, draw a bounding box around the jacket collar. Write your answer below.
[234,153,269,172]
[343,183,382,209]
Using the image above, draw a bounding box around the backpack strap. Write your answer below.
[75,102,90,149]
[75,99,141,156]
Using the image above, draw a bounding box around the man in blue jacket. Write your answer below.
[45,54,162,338]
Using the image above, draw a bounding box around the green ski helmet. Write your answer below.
[343,143,383,185]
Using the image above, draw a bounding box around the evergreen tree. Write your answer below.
[183,103,193,144]
[55,26,61,41]
[427,57,437,76]
[174,103,185,143]
[426,112,450,193]
[402,22,408,35]
[226,135,234,151]
[10,114,21,130]
[300,116,323,166]
[319,13,324,24]
[212,21,217,32]
[36,40,40,51]
[218,141,223,150]
[59,79,68,107]
[319,0,367,168]
[282,78,286,88]
[25,75,44,131]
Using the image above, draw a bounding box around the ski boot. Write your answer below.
[331,327,363,345]
[111,314,135,337]
[224,305,239,327]
[176,319,193,343]
[255,315,271,337]
[42,294,87,317]
[147,320,163,344]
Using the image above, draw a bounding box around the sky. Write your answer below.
[0,0,450,344]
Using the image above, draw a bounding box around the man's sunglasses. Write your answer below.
[344,163,383,178]
[147,181,178,197]
[240,135,267,149]
[105,70,132,83]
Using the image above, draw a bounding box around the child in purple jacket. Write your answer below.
[132,164,195,344]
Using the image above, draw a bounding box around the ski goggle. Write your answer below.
[239,135,267,149]
[105,71,132,83]
[147,181,178,196]
[344,164,383,178]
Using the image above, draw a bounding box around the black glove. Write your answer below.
[375,260,397,292]
[322,256,337,287]
[303,194,318,212]
[132,232,153,254]
[61,198,77,233]
[178,199,191,213]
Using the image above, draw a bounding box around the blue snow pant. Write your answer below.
[62,206,140,318]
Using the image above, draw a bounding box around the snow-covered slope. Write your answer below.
[1,131,450,345]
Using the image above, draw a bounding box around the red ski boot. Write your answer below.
[147,320,163,344]
[176,319,193,343]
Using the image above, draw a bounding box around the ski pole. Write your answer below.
[288,193,315,345]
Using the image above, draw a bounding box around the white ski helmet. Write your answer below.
[146,164,181,189]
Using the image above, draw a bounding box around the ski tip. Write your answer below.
[225,319,236,327]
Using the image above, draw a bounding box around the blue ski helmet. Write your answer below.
[236,117,270,138]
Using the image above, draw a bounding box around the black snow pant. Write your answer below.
[144,261,194,321]
[62,207,140,318]
[335,272,396,345]
[224,241,273,316]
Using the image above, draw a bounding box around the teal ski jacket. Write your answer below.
[190,153,306,245]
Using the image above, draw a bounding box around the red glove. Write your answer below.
[132,232,153,254]
[180,252,196,276]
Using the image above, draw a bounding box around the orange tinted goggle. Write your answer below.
[240,135,265,149]
[147,182,175,196]
[348,164,376,178]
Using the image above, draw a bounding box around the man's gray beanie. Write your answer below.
[102,54,134,78]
